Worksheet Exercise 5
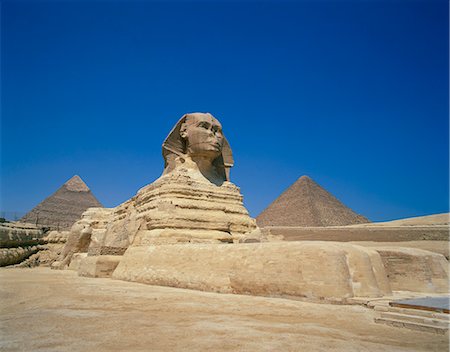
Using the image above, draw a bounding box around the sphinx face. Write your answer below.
[182,113,224,159]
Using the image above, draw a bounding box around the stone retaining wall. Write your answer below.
[263,226,448,242]
[0,222,44,242]
[0,246,43,267]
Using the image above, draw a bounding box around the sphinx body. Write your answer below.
[132,156,259,245]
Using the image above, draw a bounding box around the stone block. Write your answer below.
[373,247,449,293]
[68,253,88,271]
[78,255,122,278]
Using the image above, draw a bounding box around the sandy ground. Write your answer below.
[0,268,448,352]
[354,213,449,227]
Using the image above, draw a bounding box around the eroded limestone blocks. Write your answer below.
[0,246,42,267]
[44,230,70,243]
[78,255,121,278]
[53,207,113,269]
[68,253,87,271]
[0,222,44,242]
[132,158,259,246]
[373,247,449,293]
[86,199,138,256]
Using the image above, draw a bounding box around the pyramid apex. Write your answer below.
[296,175,318,186]
[298,175,312,182]
[64,175,90,192]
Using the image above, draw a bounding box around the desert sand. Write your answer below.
[352,213,449,227]
[0,268,447,352]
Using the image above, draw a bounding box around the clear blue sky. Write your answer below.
[1,0,448,222]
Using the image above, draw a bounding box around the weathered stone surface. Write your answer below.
[0,245,42,267]
[373,247,449,293]
[67,253,88,271]
[18,243,65,268]
[113,241,391,301]
[131,156,259,245]
[256,175,369,227]
[2,230,71,268]
[0,226,68,267]
[54,207,112,269]
[351,241,449,260]
[20,175,103,230]
[263,226,449,242]
[78,255,121,278]
[0,221,44,242]
[43,230,69,243]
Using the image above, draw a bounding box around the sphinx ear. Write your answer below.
[179,124,188,139]
[179,130,187,139]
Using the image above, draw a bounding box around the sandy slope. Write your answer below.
[352,213,450,227]
[0,268,447,352]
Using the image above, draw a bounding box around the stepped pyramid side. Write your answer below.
[21,175,103,230]
[256,176,369,227]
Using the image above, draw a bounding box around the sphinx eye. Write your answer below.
[198,122,209,129]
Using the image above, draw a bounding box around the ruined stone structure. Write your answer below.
[21,175,102,230]
[374,247,449,293]
[54,207,112,269]
[0,222,44,242]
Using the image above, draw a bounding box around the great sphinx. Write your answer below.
[130,112,260,245]
[57,113,260,272]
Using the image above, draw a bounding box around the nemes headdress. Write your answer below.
[162,113,234,181]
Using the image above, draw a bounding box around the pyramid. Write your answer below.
[21,175,102,230]
[256,176,369,227]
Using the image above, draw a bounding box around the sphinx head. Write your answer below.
[179,113,224,159]
[162,113,234,182]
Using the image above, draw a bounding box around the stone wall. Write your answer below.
[0,222,44,242]
[263,226,448,242]
[0,229,68,267]
[374,247,449,293]
[0,246,42,267]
